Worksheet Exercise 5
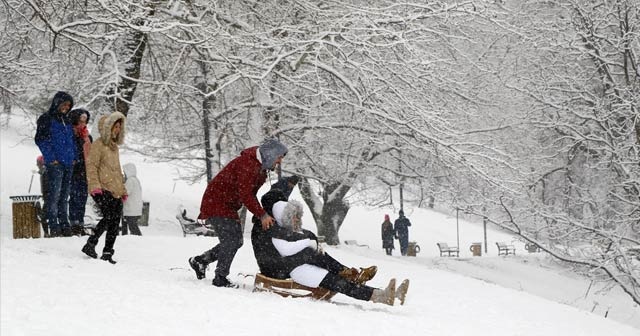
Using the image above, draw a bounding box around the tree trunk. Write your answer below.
[107,15,152,116]
[299,178,351,245]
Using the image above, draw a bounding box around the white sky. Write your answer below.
[1,109,639,336]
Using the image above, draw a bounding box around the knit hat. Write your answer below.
[384,214,390,221]
[259,138,288,171]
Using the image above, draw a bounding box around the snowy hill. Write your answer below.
[1,109,639,335]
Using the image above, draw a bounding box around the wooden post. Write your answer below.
[483,217,488,253]
[456,208,460,250]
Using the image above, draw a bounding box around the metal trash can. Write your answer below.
[139,201,150,226]
[469,242,482,256]
[525,243,541,253]
[10,195,42,239]
[407,242,420,256]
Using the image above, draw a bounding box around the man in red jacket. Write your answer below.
[189,138,288,287]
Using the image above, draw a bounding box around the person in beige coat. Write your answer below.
[81,112,127,264]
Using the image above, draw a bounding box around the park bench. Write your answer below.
[176,209,216,237]
[436,242,459,257]
[496,242,516,256]
[253,273,336,300]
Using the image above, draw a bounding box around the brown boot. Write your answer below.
[370,278,396,306]
[355,266,377,283]
[396,279,410,305]
[339,266,378,284]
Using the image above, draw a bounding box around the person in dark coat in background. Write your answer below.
[34,91,76,237]
[394,209,412,256]
[188,138,288,288]
[68,108,92,236]
[381,214,395,256]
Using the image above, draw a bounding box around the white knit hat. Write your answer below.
[272,201,287,225]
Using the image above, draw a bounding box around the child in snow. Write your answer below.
[121,163,143,236]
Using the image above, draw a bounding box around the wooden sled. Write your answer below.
[253,273,337,301]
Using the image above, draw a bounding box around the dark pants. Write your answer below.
[319,272,374,301]
[399,236,409,256]
[69,175,88,225]
[199,217,243,279]
[309,253,346,274]
[45,163,73,233]
[87,191,122,253]
[385,248,393,256]
[122,216,142,235]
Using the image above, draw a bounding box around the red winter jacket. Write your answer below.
[198,147,267,221]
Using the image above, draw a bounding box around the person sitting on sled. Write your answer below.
[254,187,409,305]
[251,176,377,286]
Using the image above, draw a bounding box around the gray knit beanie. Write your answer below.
[259,138,288,170]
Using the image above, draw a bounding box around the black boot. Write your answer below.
[62,226,73,237]
[188,256,207,280]
[212,275,238,288]
[81,242,98,259]
[101,250,117,264]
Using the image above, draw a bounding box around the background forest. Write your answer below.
[1,0,639,305]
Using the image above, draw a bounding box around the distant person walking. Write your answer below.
[394,209,412,256]
[381,214,395,256]
[34,91,76,237]
[81,112,127,264]
[121,163,143,236]
[188,138,288,288]
[68,108,92,236]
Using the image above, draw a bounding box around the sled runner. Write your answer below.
[176,209,216,237]
[253,273,336,301]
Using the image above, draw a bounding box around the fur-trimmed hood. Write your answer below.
[273,200,304,232]
[97,112,126,147]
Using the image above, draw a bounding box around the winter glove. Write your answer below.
[90,188,103,196]
[122,195,128,202]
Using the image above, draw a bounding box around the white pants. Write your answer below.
[289,264,329,288]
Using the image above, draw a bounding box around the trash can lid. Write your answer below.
[9,195,42,202]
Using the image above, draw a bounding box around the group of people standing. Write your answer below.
[35,91,410,305]
[381,210,412,256]
[187,138,410,305]
[35,91,143,265]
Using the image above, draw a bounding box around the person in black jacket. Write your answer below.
[394,209,412,256]
[264,198,410,305]
[250,176,382,292]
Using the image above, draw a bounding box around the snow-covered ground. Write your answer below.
[1,109,639,335]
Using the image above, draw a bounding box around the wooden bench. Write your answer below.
[253,273,336,300]
[176,209,216,237]
[436,242,459,257]
[496,242,516,256]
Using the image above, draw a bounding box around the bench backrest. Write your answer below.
[437,242,449,250]
[496,242,507,248]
